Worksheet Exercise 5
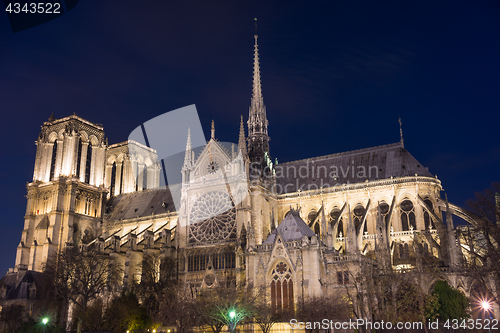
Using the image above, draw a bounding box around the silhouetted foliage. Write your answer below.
[0,304,24,333]
[431,280,469,321]
[103,291,151,333]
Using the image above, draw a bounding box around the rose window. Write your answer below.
[188,191,236,244]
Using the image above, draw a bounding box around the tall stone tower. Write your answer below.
[245,35,278,244]
[15,114,107,273]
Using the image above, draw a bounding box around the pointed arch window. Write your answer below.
[379,202,390,225]
[314,223,320,235]
[423,199,436,230]
[270,261,294,313]
[85,144,92,183]
[50,140,58,180]
[76,140,83,178]
[400,199,416,231]
[353,205,366,233]
[109,162,117,196]
[330,208,343,237]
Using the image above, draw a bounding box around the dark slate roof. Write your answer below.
[0,270,48,300]
[263,211,316,244]
[275,142,432,194]
[105,187,175,221]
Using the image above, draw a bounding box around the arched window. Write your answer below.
[400,199,416,231]
[423,199,436,230]
[379,202,390,225]
[314,223,320,235]
[75,140,83,178]
[330,208,343,237]
[85,144,92,183]
[109,162,117,196]
[119,162,124,194]
[308,209,317,226]
[270,262,293,313]
[50,140,58,180]
[353,205,365,233]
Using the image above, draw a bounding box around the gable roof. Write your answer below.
[105,187,175,221]
[275,142,432,194]
[263,211,316,244]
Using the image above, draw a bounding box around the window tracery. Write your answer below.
[400,199,416,231]
[188,191,236,244]
[270,261,293,313]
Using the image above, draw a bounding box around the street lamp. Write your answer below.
[228,310,236,333]
[481,300,492,312]
[481,300,492,333]
[42,318,48,333]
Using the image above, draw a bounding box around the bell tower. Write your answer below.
[15,113,107,273]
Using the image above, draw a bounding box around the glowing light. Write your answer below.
[229,310,236,319]
[42,318,49,325]
[481,300,492,311]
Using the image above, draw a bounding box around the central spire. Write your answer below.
[250,35,266,127]
[247,33,270,164]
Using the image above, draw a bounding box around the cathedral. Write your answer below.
[2,34,496,322]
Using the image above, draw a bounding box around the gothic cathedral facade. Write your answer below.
[4,34,486,318]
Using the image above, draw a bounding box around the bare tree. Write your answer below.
[296,293,350,333]
[252,297,284,333]
[462,182,500,309]
[45,246,122,330]
[136,253,178,321]
[157,288,200,333]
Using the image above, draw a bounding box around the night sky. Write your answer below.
[1,1,499,275]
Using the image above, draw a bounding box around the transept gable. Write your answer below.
[192,139,232,179]
[268,232,293,268]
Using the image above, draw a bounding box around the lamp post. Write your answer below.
[42,318,48,333]
[228,310,236,333]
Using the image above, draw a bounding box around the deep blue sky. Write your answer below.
[1,1,499,275]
